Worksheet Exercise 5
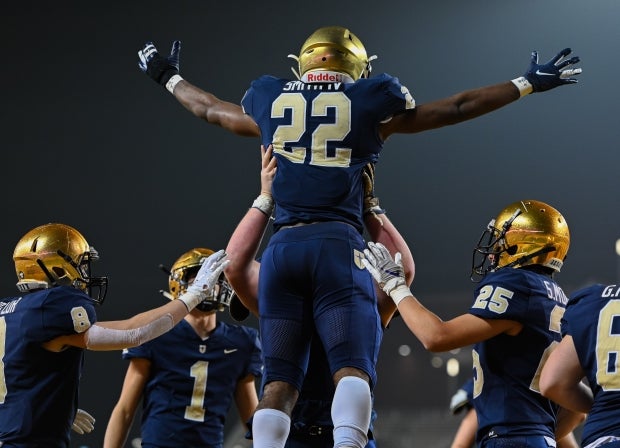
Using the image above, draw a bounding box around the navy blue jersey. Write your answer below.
[241,73,414,233]
[562,283,620,446]
[468,268,568,442]
[0,286,97,447]
[123,320,262,448]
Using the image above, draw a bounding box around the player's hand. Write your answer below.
[138,40,181,86]
[72,409,95,435]
[362,162,385,225]
[363,242,407,297]
[180,250,230,310]
[260,145,277,197]
[449,388,471,415]
[524,48,582,92]
[189,249,230,296]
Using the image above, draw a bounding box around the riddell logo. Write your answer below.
[306,72,344,82]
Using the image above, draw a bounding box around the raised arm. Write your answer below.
[380,48,581,138]
[361,163,414,326]
[224,145,277,316]
[138,41,260,137]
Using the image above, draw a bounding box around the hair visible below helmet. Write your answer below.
[295,26,373,80]
[13,223,108,304]
[166,248,234,313]
[471,200,570,281]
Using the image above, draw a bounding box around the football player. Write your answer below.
[540,283,620,448]
[363,200,586,447]
[137,27,581,448]
[103,248,262,448]
[449,379,581,448]
[0,223,229,446]
[223,145,411,447]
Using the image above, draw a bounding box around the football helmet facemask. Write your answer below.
[164,248,234,313]
[288,26,377,81]
[13,223,108,304]
[471,200,570,281]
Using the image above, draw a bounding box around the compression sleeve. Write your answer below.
[85,313,175,350]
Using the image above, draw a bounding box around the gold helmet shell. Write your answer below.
[472,200,570,280]
[296,26,372,80]
[13,223,108,303]
[167,248,234,312]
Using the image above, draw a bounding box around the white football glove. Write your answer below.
[72,408,95,435]
[362,242,411,306]
[178,249,230,311]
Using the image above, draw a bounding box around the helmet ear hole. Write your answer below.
[506,245,518,255]
[52,266,66,277]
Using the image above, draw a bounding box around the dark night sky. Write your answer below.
[2,1,619,446]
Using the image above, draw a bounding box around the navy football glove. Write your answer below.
[138,40,181,86]
[524,48,582,92]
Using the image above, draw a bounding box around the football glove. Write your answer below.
[362,163,385,225]
[523,48,582,92]
[179,250,230,311]
[362,242,411,305]
[138,40,181,87]
[72,409,95,435]
[449,388,472,415]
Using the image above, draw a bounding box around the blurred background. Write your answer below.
[2,1,619,446]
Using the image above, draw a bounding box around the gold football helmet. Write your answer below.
[13,223,108,303]
[471,200,570,281]
[291,26,375,80]
[165,248,234,313]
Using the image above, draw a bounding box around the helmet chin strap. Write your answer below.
[503,246,555,269]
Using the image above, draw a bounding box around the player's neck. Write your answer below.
[185,312,217,339]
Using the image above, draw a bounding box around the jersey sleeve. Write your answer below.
[468,270,530,321]
[381,74,416,112]
[122,340,153,360]
[29,286,97,342]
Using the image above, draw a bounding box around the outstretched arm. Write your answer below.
[381,48,582,138]
[138,41,260,137]
[45,251,229,351]
[363,242,521,351]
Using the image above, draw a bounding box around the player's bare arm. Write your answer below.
[44,250,230,352]
[234,373,260,427]
[363,242,523,352]
[380,48,581,139]
[381,81,519,138]
[361,162,414,326]
[224,145,275,316]
[138,40,259,137]
[539,335,594,413]
[103,358,151,448]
